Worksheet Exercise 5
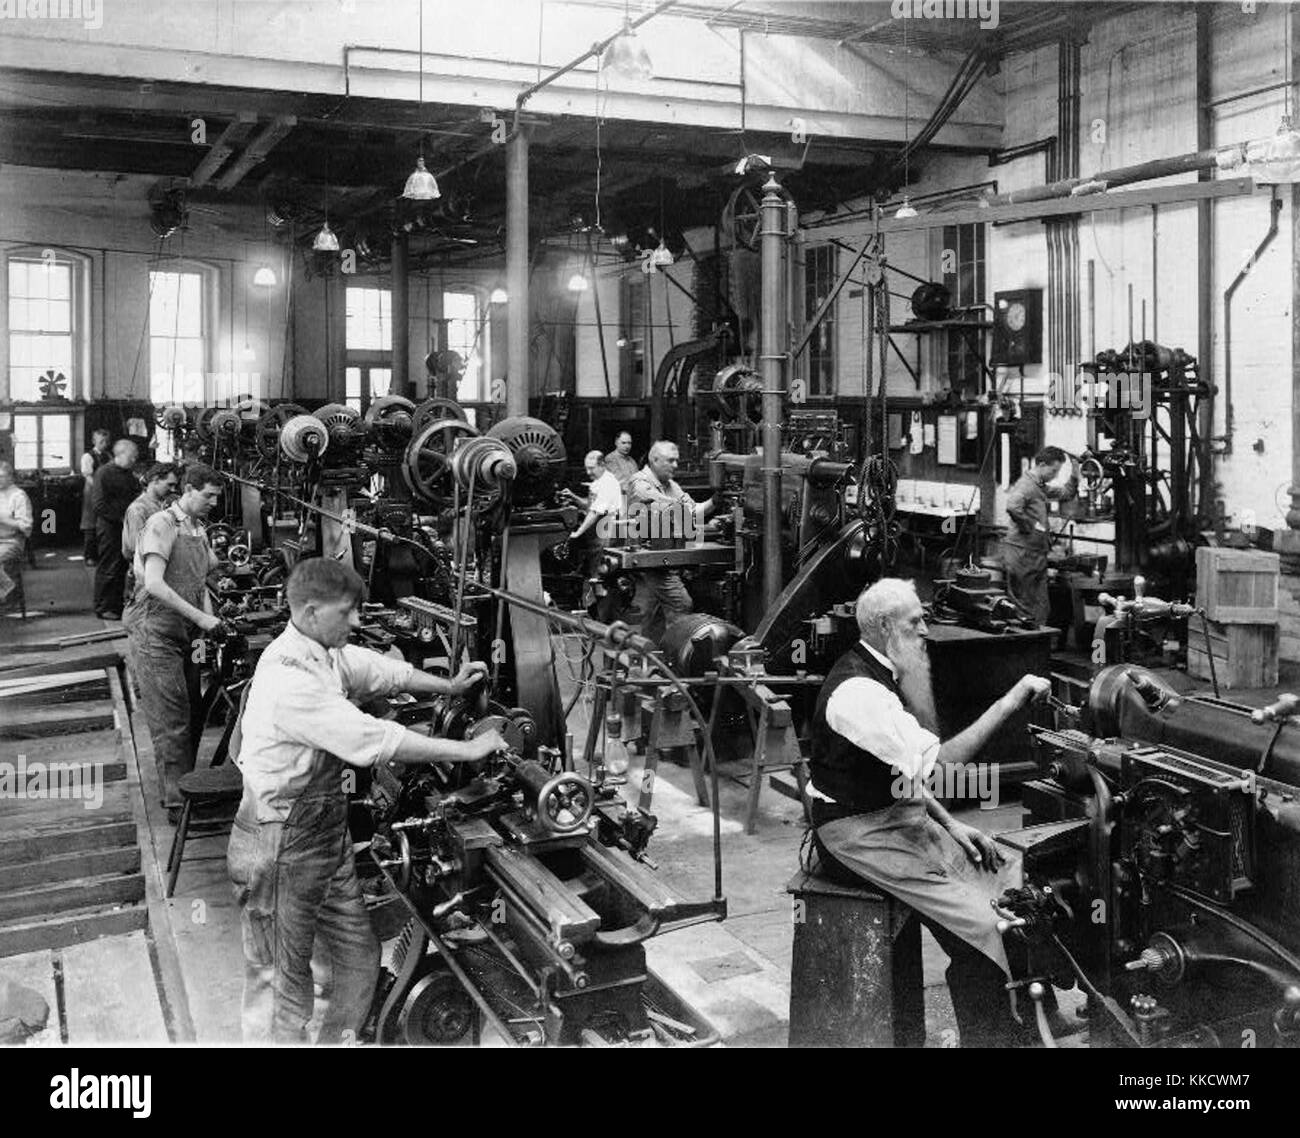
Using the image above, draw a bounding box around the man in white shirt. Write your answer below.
[0,461,33,611]
[808,577,1051,1047]
[567,450,623,542]
[228,557,509,1044]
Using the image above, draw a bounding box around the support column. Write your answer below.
[506,128,530,418]
[759,174,787,612]
[391,231,409,397]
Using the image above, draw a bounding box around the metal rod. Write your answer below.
[506,128,530,417]
[392,231,410,396]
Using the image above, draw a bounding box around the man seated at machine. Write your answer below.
[228,558,510,1045]
[807,577,1052,1047]
[625,440,723,644]
[0,460,33,614]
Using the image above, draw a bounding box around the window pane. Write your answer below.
[46,298,71,333]
[346,287,391,351]
[8,260,28,298]
[150,271,205,402]
[443,291,482,402]
[369,369,391,398]
[41,414,73,471]
[46,264,71,301]
[177,273,202,336]
[9,298,27,329]
[13,415,39,470]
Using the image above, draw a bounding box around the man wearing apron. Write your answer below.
[124,463,225,817]
[809,578,1050,1047]
[228,558,508,1044]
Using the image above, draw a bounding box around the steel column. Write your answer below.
[759,174,787,612]
[391,231,409,396]
[506,128,529,417]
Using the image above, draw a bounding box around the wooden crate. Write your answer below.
[1186,619,1279,689]
[1195,547,1280,624]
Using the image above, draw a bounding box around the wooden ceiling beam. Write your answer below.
[190,111,257,188]
[214,115,296,191]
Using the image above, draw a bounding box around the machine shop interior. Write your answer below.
[3,0,1300,1056]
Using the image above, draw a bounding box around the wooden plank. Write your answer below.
[0,778,133,824]
[0,948,59,1042]
[62,931,169,1044]
[0,668,105,694]
[0,728,124,762]
[0,821,137,867]
[0,904,147,959]
[0,873,144,924]
[0,650,124,680]
[0,701,117,739]
[0,682,113,709]
[0,846,141,893]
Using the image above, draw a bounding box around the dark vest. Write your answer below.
[810,642,904,814]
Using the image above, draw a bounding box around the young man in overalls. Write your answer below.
[228,558,509,1044]
[808,578,1052,1047]
[124,463,226,818]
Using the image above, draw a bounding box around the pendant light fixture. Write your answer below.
[1251,5,1300,184]
[403,156,441,200]
[490,285,509,304]
[896,21,921,219]
[252,263,277,287]
[604,3,653,81]
[313,220,340,252]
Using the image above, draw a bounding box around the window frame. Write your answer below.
[148,260,219,407]
[10,409,76,475]
[803,243,837,398]
[2,245,91,404]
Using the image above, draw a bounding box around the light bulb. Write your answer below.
[895,198,919,219]
[490,286,509,304]
[651,239,674,267]
[567,272,590,293]
[1251,115,1300,184]
[252,264,277,288]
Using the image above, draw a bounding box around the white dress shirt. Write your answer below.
[0,484,33,561]
[588,469,623,518]
[236,622,416,821]
[823,640,941,782]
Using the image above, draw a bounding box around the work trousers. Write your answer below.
[633,569,693,645]
[1003,545,1050,626]
[127,629,202,808]
[93,518,126,615]
[227,780,380,1044]
[82,528,98,563]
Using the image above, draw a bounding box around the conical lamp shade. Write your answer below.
[604,20,653,80]
[313,222,340,252]
[403,156,441,200]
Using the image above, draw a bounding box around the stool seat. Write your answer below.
[178,765,243,800]
[166,765,243,898]
[787,865,924,1048]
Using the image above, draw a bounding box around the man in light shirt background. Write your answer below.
[808,577,1052,1047]
[604,429,639,492]
[564,450,626,621]
[228,558,509,1044]
[0,461,33,613]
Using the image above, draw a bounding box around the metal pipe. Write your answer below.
[1196,3,1216,524]
[986,147,1229,206]
[506,129,529,417]
[391,231,410,396]
[759,174,786,613]
[514,0,680,115]
[1221,193,1282,456]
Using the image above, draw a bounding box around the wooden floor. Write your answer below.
[0,641,174,1044]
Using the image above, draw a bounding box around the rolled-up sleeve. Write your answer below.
[336,644,415,704]
[272,669,408,768]
[825,676,940,780]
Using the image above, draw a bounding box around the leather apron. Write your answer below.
[817,793,1023,975]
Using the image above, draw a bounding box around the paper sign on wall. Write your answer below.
[909,411,924,455]
[937,415,958,465]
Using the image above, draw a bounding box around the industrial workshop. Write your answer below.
[2,0,1300,1073]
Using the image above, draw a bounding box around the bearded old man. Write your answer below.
[807,577,1053,1047]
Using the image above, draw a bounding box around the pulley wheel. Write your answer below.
[155,404,188,431]
[195,406,221,443]
[537,772,594,834]
[402,419,481,502]
[256,404,308,460]
[313,403,362,444]
[279,414,330,463]
[413,396,469,435]
[397,970,476,1045]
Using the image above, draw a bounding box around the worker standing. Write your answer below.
[1000,446,1078,625]
[626,441,722,644]
[91,438,139,619]
[563,450,625,621]
[79,428,111,565]
[604,430,639,493]
[123,463,224,817]
[229,557,509,1044]
[122,463,179,600]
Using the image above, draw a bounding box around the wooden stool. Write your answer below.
[166,765,243,898]
[787,869,925,1047]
